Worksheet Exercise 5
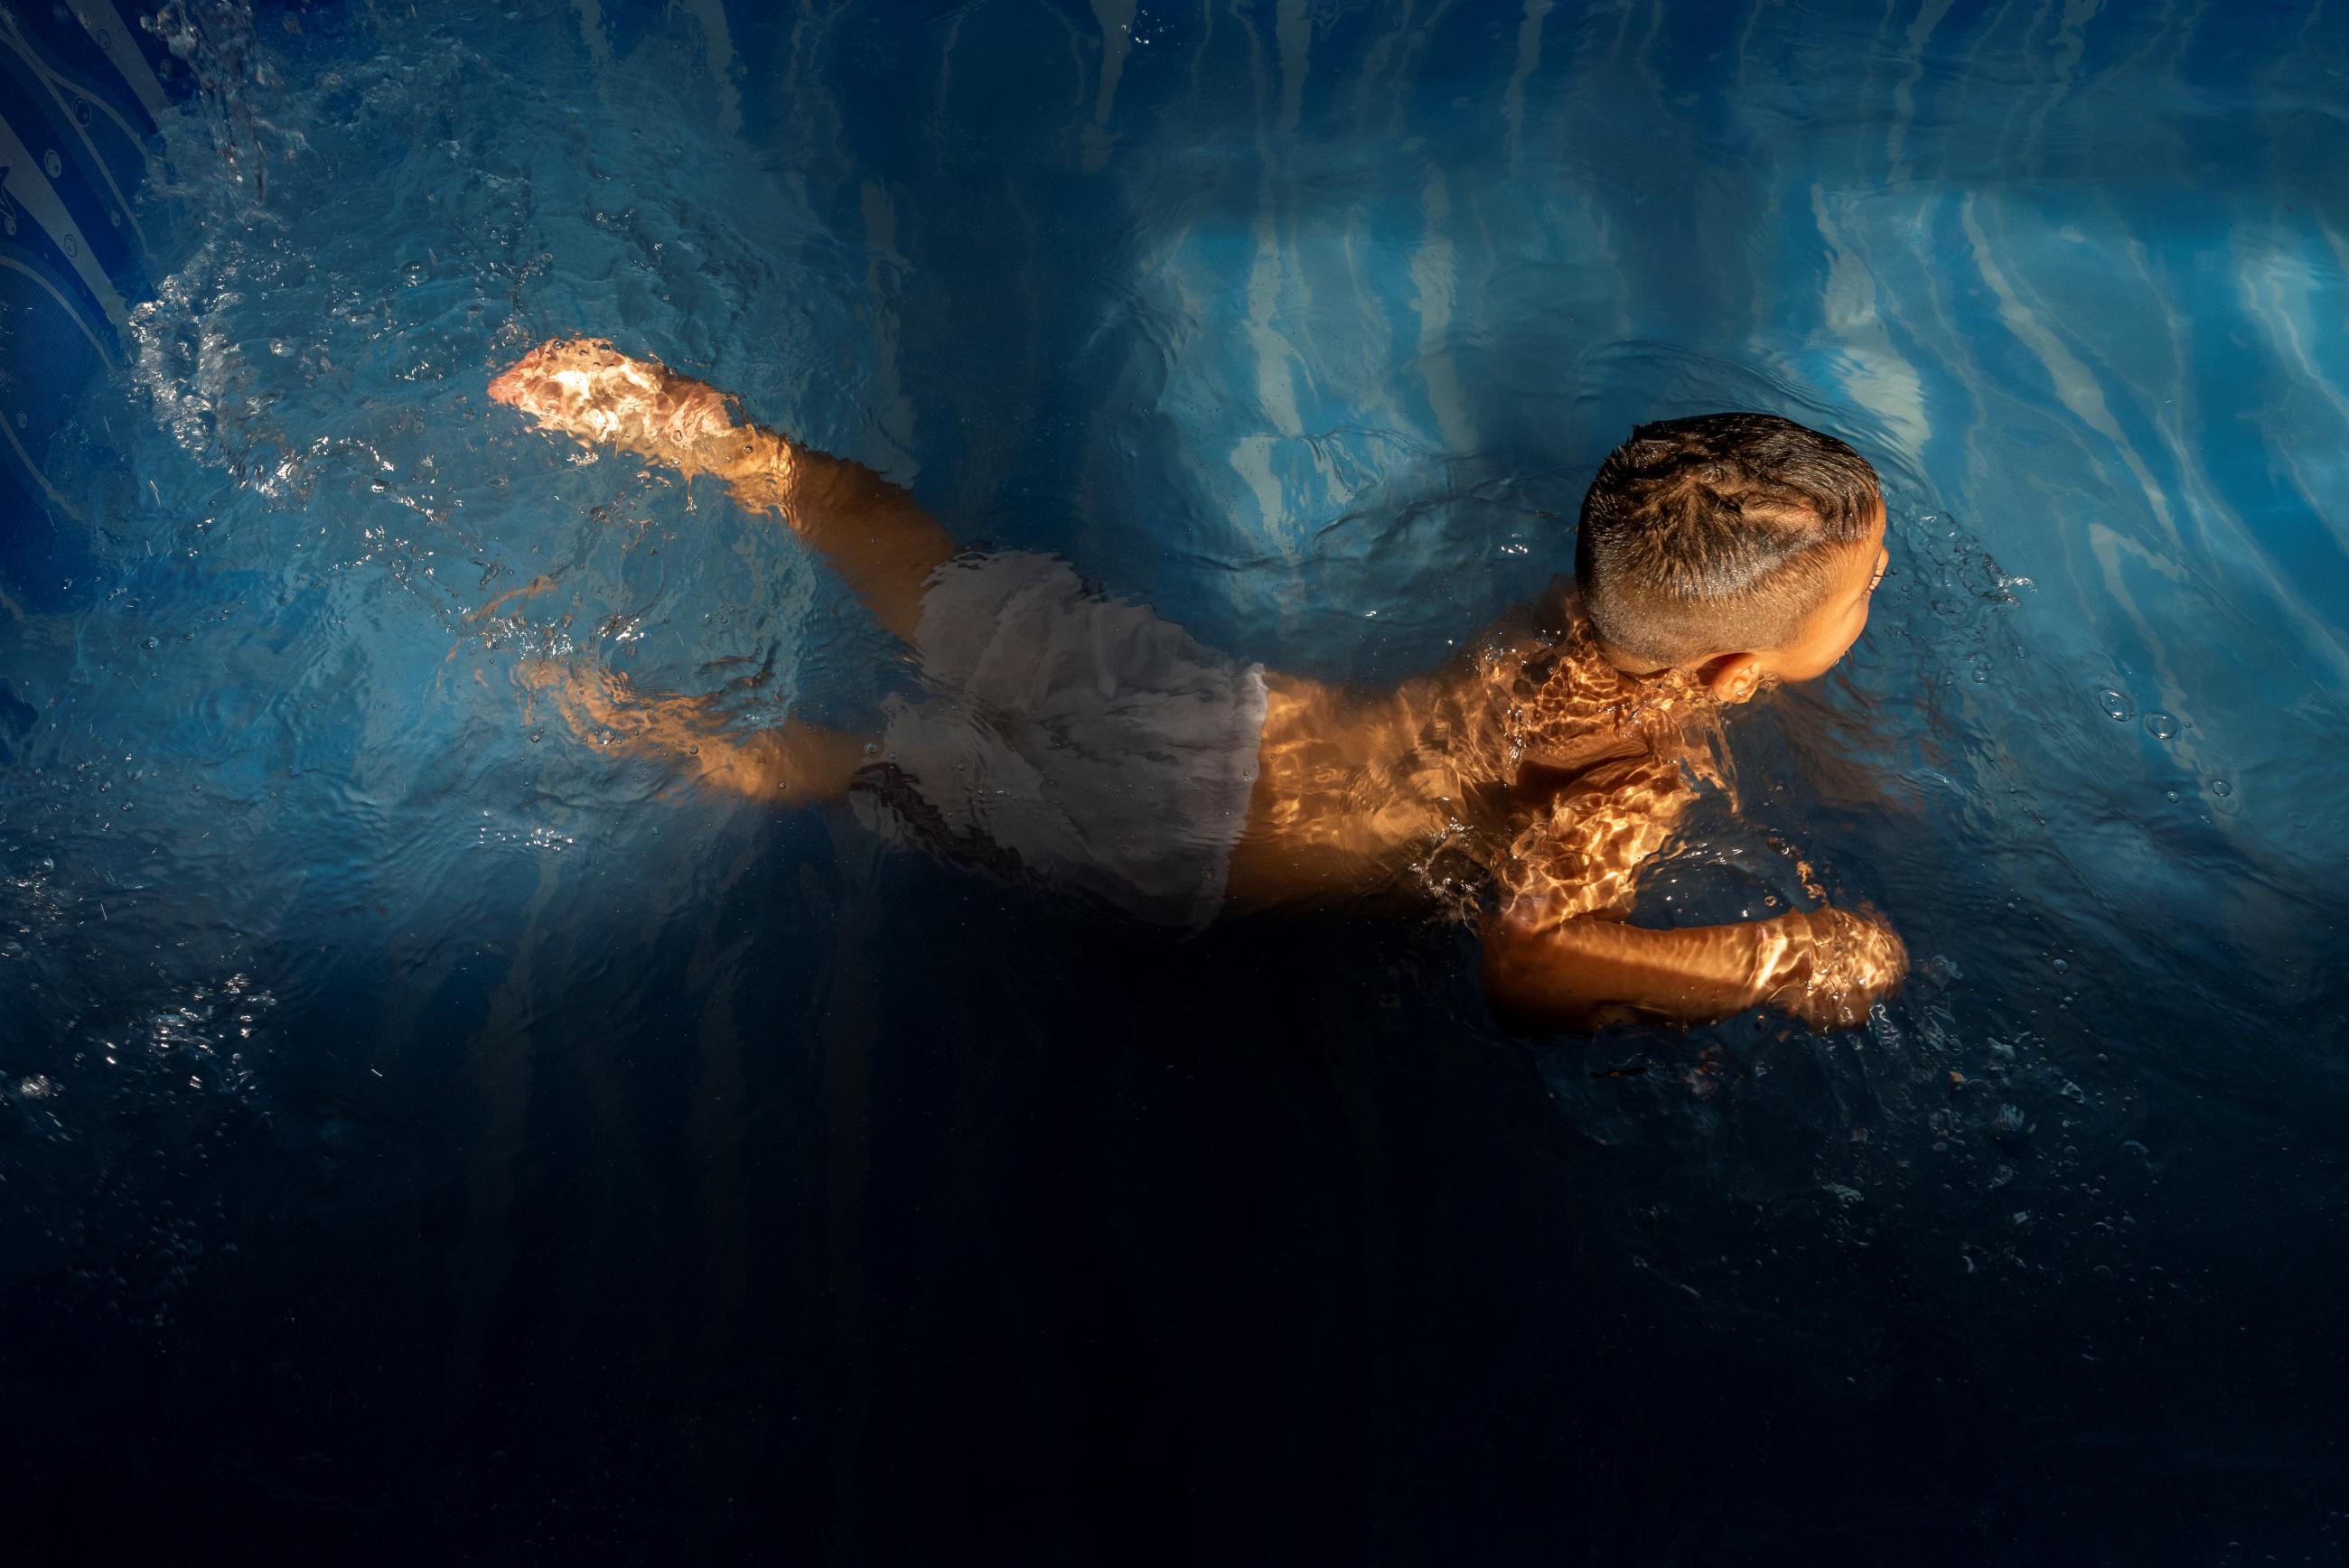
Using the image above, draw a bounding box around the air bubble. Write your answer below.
[2096,689,2135,723]
[2210,779,2232,798]
[2143,712,2178,740]
[2052,958,2068,975]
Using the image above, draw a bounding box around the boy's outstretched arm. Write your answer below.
[1473,758,1907,1034]
[1479,902,1906,1034]
[490,339,956,643]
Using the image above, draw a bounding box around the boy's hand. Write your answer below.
[1760,906,1908,1031]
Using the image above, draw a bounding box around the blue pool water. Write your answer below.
[3,0,2346,1559]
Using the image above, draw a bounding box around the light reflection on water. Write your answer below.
[3,0,2346,1556]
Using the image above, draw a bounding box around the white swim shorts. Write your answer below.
[847,551,1268,929]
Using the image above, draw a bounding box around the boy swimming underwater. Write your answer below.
[491,339,1906,1034]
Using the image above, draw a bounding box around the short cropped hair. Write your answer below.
[1574,413,1882,671]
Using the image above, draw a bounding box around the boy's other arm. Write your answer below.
[490,338,956,642]
[1479,903,1906,1034]
[1475,760,1906,1033]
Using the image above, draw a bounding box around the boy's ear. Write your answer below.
[1699,652,1766,704]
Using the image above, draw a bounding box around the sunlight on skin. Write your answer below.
[1234,594,1906,1033]
[491,337,952,641]
[489,337,795,492]
[1234,606,1722,920]
[1240,510,1902,1031]
[1483,901,1908,1033]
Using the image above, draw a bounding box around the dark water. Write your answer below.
[3,0,2346,1561]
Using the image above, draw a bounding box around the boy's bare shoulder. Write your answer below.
[1462,583,1716,781]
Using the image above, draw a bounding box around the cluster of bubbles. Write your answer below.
[2095,686,2182,742]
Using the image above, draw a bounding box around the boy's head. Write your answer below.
[1575,412,1888,702]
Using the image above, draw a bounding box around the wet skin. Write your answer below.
[1229,504,1899,1031]
[493,338,1905,1034]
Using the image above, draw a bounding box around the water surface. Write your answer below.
[3,1,2346,1560]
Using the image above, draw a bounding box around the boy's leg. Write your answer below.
[491,338,957,642]
[520,659,871,803]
